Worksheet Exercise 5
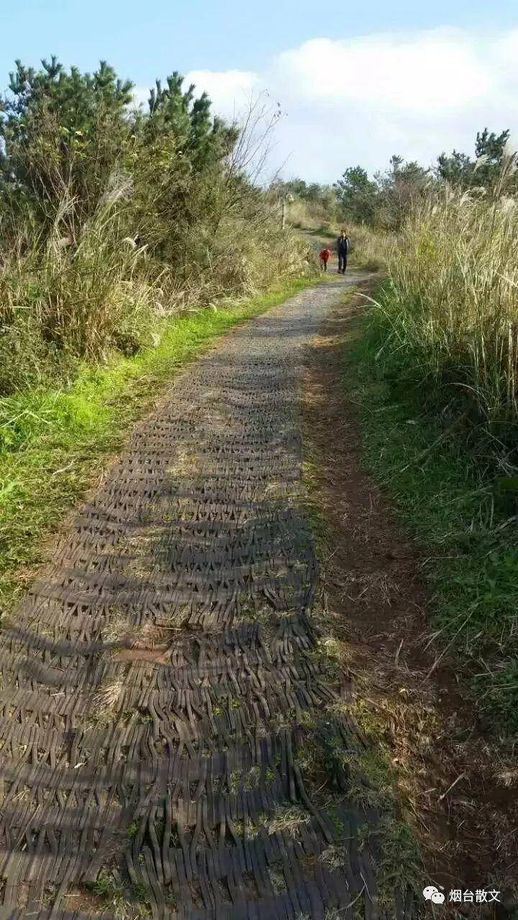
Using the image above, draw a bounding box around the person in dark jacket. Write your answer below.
[337,230,350,274]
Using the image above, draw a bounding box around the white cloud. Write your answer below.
[275,31,492,112]
[185,69,259,119]
[183,27,518,181]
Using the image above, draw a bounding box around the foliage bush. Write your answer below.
[0,58,310,394]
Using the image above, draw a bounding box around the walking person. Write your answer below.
[319,247,331,272]
[337,229,350,274]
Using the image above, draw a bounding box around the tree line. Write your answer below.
[274,129,514,231]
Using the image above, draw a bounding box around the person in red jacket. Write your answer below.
[319,247,331,271]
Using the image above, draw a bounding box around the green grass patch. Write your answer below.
[345,304,518,736]
[0,277,313,617]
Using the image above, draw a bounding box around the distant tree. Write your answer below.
[271,178,308,199]
[334,158,428,229]
[437,129,513,191]
[375,155,429,228]
[334,166,379,224]
[474,128,511,187]
[273,178,335,206]
[436,150,474,188]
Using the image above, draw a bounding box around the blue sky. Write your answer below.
[1,0,517,80]
[2,1,517,180]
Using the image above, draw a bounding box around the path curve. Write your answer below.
[0,275,396,919]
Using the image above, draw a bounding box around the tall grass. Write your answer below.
[369,183,518,474]
[0,179,157,391]
[349,177,518,730]
[0,175,310,395]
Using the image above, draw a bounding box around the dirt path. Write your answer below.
[0,275,404,920]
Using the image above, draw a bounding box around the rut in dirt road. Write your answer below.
[0,276,409,920]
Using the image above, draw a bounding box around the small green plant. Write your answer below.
[88,869,141,919]
[92,870,121,899]
[132,881,152,906]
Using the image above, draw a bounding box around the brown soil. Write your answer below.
[303,289,518,920]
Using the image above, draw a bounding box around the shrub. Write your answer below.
[0,58,312,394]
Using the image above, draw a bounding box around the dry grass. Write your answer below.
[267,805,311,835]
[287,197,338,235]
[369,178,518,471]
[101,613,133,646]
[348,223,390,271]
[91,679,125,722]
[319,844,348,870]
[0,180,312,396]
